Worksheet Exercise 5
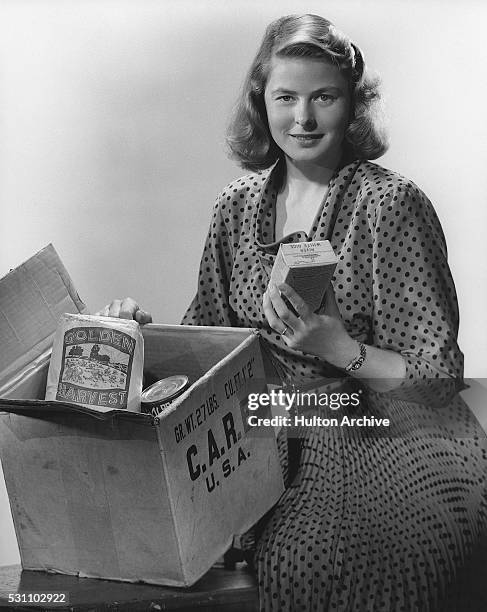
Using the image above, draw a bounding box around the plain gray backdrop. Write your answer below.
[1,0,486,564]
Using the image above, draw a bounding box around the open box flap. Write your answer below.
[0,398,154,422]
[0,244,86,391]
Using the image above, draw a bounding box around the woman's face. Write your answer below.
[264,56,350,169]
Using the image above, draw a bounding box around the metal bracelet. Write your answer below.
[344,342,367,372]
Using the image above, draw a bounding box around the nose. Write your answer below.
[295,101,316,130]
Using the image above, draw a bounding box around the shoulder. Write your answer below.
[352,161,438,221]
[209,167,274,230]
[355,161,427,199]
[354,162,447,250]
[207,168,273,237]
[215,168,273,204]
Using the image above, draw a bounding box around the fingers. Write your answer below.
[106,299,122,318]
[135,309,153,325]
[322,285,341,318]
[95,299,124,318]
[263,282,344,358]
[95,304,110,317]
[94,298,152,324]
[263,283,302,336]
[263,288,286,335]
[119,297,139,320]
[276,283,312,321]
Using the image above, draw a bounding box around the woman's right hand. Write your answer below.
[95,298,153,324]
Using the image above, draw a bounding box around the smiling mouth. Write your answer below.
[290,134,323,140]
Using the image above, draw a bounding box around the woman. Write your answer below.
[103,14,487,611]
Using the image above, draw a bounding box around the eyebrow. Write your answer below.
[270,86,344,95]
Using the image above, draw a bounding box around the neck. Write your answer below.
[283,156,339,189]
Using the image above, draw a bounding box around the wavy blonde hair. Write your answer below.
[226,14,388,171]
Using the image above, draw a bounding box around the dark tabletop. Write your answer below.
[0,563,258,612]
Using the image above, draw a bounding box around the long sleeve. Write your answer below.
[370,180,463,379]
[181,195,239,327]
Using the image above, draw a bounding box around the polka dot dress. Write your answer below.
[182,160,487,610]
[183,160,462,383]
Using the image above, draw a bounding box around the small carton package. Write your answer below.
[270,240,337,311]
[0,245,284,586]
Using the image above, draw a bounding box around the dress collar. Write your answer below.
[253,158,362,253]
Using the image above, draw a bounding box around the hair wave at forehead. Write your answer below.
[226,14,387,171]
[272,15,361,79]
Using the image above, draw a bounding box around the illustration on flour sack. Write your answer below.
[45,313,144,411]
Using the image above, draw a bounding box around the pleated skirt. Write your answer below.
[253,392,487,612]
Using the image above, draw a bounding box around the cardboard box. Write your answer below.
[0,245,284,586]
[270,240,337,311]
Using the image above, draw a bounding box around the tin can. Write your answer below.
[141,374,190,417]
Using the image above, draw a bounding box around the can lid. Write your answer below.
[141,375,189,404]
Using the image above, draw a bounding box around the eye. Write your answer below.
[316,93,336,104]
[275,95,294,103]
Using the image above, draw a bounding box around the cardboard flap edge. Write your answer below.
[0,244,87,386]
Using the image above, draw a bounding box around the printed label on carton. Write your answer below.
[282,241,336,267]
[56,326,135,409]
[164,351,272,496]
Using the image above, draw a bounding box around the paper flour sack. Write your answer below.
[46,314,144,412]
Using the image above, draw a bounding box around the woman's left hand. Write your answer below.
[263,282,357,368]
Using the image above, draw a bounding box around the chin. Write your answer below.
[282,142,340,165]
[289,152,335,166]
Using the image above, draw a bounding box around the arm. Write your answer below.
[264,182,462,391]
[369,181,462,380]
[264,282,406,392]
[182,194,239,327]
